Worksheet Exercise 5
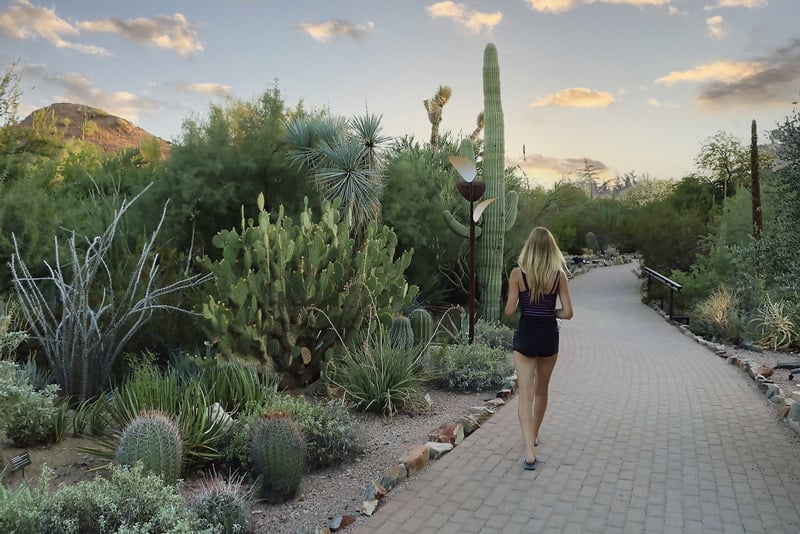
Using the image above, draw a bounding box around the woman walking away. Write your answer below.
[504,227,573,470]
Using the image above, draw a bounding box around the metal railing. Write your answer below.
[642,266,687,323]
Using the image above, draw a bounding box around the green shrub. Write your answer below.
[330,331,428,416]
[0,467,51,533]
[0,360,64,446]
[434,342,513,392]
[474,319,514,351]
[691,287,742,342]
[187,472,252,534]
[44,463,197,533]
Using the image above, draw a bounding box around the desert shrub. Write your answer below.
[433,342,513,393]
[187,472,252,534]
[751,294,797,350]
[330,330,428,416]
[221,396,361,472]
[268,396,362,469]
[691,287,742,342]
[44,463,197,533]
[474,319,514,351]
[0,360,64,446]
[0,467,52,533]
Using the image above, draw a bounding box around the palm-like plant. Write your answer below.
[285,111,389,244]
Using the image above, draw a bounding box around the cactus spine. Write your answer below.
[389,315,414,349]
[410,308,433,346]
[478,43,517,321]
[250,412,305,503]
[115,410,183,484]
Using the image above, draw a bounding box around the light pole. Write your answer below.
[449,156,495,343]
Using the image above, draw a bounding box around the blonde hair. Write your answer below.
[518,227,566,303]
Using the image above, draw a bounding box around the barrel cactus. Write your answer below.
[115,410,183,484]
[389,316,414,349]
[410,308,433,346]
[188,473,252,534]
[250,412,305,503]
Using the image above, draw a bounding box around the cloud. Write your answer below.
[509,154,610,183]
[531,87,616,108]
[697,38,800,108]
[78,13,202,56]
[706,16,727,38]
[647,97,677,108]
[655,39,800,109]
[524,0,671,13]
[426,2,502,33]
[296,20,375,42]
[23,64,162,121]
[704,0,767,11]
[177,82,232,98]
[0,0,110,55]
[655,60,762,84]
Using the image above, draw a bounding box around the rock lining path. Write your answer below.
[353,262,800,533]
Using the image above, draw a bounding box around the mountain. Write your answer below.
[19,103,171,157]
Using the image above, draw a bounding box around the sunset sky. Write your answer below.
[1,0,798,186]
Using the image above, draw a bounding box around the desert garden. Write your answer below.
[0,41,799,533]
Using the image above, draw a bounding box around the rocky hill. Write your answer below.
[19,102,171,157]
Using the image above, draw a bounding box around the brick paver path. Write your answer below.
[354,262,800,533]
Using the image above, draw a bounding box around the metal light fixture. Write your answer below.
[449,156,495,343]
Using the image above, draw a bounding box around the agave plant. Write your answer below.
[751,294,797,350]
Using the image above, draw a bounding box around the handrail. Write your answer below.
[642,266,682,292]
[642,266,685,322]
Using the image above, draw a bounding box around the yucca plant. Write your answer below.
[751,294,797,350]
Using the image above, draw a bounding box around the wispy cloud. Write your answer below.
[176,82,232,98]
[23,64,162,121]
[426,2,502,33]
[647,97,677,109]
[655,60,761,84]
[655,39,800,109]
[704,0,768,11]
[509,154,610,183]
[524,0,671,14]
[0,0,110,56]
[296,20,375,42]
[78,13,203,57]
[531,87,616,108]
[706,16,727,38]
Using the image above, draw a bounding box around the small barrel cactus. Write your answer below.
[115,410,183,484]
[188,472,252,534]
[250,411,305,503]
[389,316,414,350]
[410,308,433,346]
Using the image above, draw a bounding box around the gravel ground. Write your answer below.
[250,388,497,533]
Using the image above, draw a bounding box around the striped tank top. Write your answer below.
[519,270,559,318]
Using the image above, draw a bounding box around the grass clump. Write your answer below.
[433,342,513,393]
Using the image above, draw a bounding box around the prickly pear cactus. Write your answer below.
[115,410,183,484]
[250,412,305,503]
[389,316,414,349]
[410,308,433,346]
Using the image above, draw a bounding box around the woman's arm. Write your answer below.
[504,267,521,317]
[555,270,574,320]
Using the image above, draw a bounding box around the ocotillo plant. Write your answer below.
[478,43,518,320]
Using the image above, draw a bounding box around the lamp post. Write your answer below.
[449,156,495,343]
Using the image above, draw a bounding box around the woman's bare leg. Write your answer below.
[532,353,559,445]
[514,351,537,463]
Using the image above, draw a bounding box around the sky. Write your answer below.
[1,0,798,187]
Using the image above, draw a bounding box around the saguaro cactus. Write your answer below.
[478,43,518,320]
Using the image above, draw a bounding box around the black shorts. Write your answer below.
[513,316,559,357]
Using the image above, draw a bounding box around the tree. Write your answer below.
[286,110,389,246]
[694,131,749,200]
[423,85,452,150]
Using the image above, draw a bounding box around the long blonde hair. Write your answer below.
[518,227,566,303]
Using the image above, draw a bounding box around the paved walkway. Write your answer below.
[354,262,800,533]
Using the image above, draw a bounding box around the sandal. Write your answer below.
[523,457,538,470]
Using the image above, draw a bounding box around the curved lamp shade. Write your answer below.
[473,198,496,223]
[448,155,477,183]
